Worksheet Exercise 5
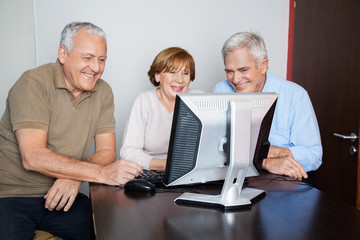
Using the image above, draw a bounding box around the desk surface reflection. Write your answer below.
[90,174,360,240]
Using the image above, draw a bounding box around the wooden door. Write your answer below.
[291,0,360,206]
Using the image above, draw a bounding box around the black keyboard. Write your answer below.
[137,169,165,184]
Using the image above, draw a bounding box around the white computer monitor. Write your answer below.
[163,92,277,210]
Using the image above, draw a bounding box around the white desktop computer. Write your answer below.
[162,92,277,210]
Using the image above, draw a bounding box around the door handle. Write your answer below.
[333,133,359,142]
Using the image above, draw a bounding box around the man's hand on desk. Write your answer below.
[262,146,308,181]
[99,159,143,186]
[44,179,82,212]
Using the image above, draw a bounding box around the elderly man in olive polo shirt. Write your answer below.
[0,22,142,239]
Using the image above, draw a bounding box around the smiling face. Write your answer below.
[58,28,107,96]
[224,47,268,93]
[155,65,191,103]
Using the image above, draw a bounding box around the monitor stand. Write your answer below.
[175,101,265,210]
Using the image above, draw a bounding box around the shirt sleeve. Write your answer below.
[9,73,50,132]
[95,84,116,135]
[287,91,323,172]
[120,94,153,169]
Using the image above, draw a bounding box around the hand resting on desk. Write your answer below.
[262,146,308,181]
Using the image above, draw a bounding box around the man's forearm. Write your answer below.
[267,146,292,158]
[23,147,107,183]
[86,133,117,166]
[16,128,117,184]
[86,148,117,166]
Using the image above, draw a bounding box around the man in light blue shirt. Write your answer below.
[214,32,322,180]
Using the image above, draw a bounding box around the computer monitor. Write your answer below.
[163,92,277,209]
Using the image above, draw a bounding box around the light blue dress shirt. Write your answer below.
[213,73,322,172]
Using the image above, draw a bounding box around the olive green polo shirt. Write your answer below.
[0,60,115,197]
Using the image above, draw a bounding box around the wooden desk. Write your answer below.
[90,174,360,240]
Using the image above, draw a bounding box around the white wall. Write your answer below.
[0,0,36,115]
[0,0,290,157]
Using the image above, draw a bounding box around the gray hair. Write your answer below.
[59,22,107,52]
[221,32,268,68]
